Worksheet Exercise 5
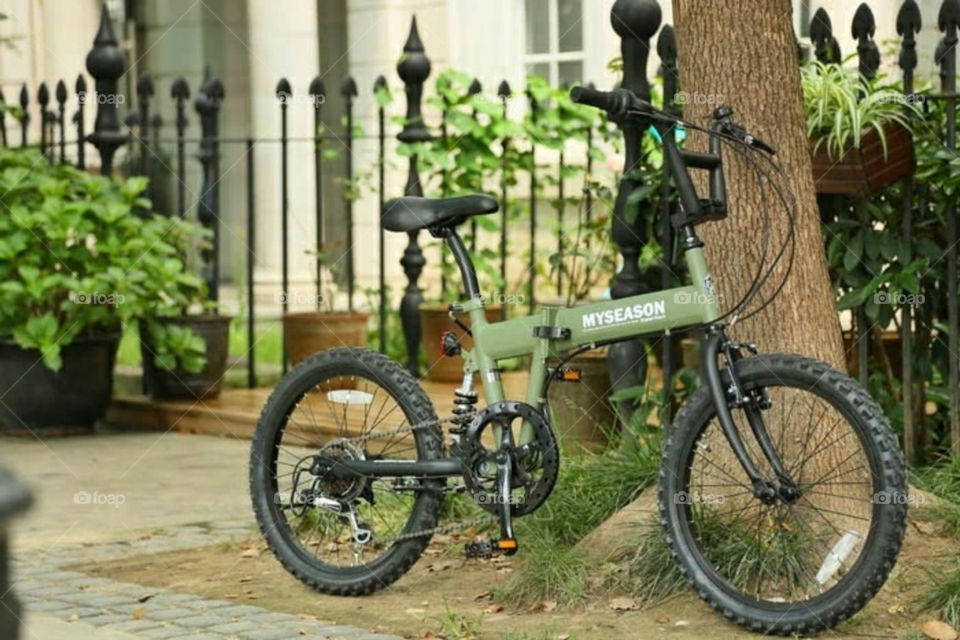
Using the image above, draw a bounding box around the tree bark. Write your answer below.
[672,0,845,370]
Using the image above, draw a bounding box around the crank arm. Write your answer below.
[495,449,518,554]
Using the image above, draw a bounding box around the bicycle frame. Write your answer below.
[458,239,720,414]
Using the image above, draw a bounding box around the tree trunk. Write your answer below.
[672,0,845,369]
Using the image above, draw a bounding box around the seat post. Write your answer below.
[441,227,482,301]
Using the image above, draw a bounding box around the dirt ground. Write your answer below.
[74,507,959,640]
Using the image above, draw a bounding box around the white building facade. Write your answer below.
[0,0,948,312]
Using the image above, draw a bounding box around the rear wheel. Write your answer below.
[250,347,444,595]
[659,354,906,635]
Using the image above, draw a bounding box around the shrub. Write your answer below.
[0,148,209,371]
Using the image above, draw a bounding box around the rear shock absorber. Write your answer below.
[450,371,478,439]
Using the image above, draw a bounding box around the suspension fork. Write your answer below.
[700,326,797,502]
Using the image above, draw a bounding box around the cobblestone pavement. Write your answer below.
[13,521,401,640]
[3,433,402,640]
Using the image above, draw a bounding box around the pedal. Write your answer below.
[464,538,518,559]
[465,539,498,559]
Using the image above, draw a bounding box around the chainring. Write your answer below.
[457,401,560,517]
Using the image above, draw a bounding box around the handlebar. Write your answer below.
[569,86,651,119]
[569,85,776,155]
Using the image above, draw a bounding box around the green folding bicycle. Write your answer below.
[250,86,906,635]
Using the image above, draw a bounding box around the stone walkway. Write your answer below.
[2,432,401,640]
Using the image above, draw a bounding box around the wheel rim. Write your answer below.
[677,377,880,605]
[265,370,433,571]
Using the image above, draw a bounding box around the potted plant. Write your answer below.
[802,61,918,196]
[282,248,369,366]
[0,148,212,432]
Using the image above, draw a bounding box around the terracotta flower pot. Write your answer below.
[547,348,616,452]
[283,311,369,366]
[420,304,502,382]
[141,315,231,400]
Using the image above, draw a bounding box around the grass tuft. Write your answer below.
[495,435,662,606]
[607,522,686,604]
[918,560,960,629]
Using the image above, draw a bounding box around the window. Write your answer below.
[524,0,584,86]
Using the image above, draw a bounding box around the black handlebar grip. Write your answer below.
[569,86,618,112]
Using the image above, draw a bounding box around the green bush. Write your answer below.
[0,147,210,372]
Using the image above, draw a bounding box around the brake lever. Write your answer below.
[722,122,776,155]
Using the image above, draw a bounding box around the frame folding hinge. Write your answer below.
[532,326,571,340]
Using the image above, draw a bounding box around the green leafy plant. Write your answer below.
[801,60,917,159]
[0,147,210,372]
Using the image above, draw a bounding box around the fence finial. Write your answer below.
[340,76,358,102]
[275,78,292,103]
[853,4,880,79]
[37,83,50,156]
[940,0,960,31]
[810,7,842,64]
[610,0,660,102]
[898,0,922,75]
[309,76,326,101]
[85,3,126,174]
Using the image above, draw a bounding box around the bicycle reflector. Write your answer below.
[440,331,462,357]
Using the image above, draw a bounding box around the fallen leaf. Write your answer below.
[422,632,437,640]
[554,635,570,640]
[474,591,492,601]
[656,614,670,624]
[240,548,260,558]
[132,607,146,620]
[674,620,690,627]
[239,576,253,583]
[137,594,154,603]
[485,604,503,613]
[921,620,959,640]
[246,594,259,600]
[609,597,637,611]
[541,601,557,612]
[405,608,426,615]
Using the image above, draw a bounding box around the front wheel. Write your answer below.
[659,354,906,635]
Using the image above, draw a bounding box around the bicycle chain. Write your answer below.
[316,415,498,544]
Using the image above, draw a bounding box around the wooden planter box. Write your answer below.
[811,122,915,197]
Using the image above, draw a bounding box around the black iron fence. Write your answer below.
[2,0,959,462]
